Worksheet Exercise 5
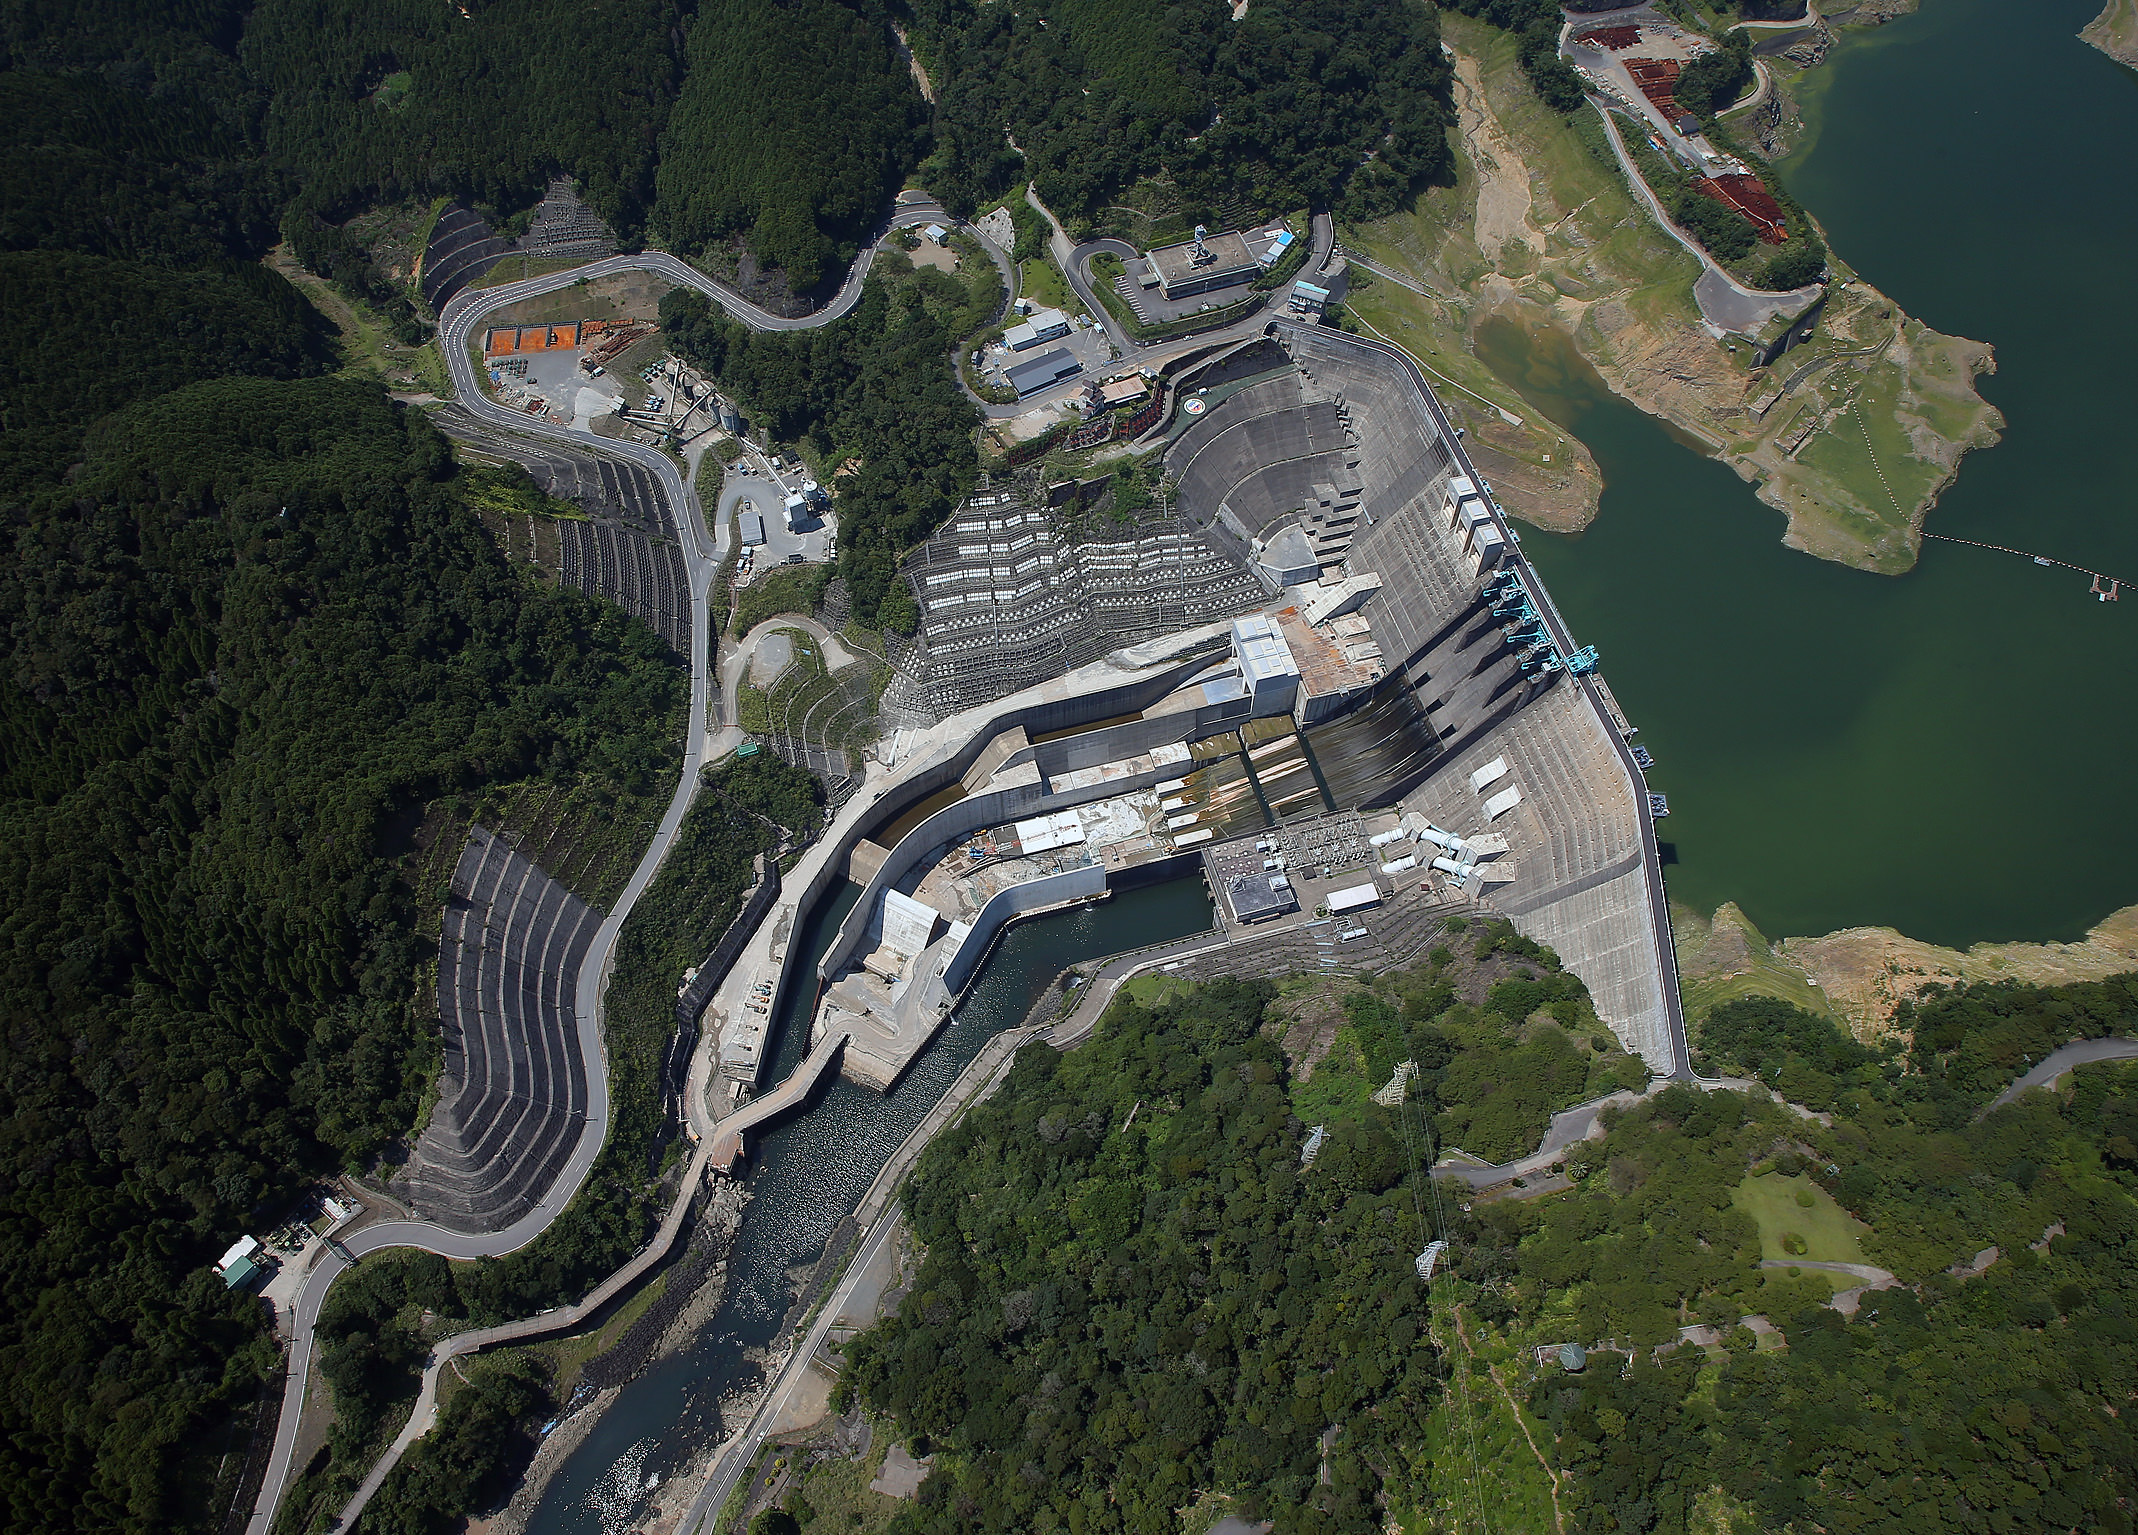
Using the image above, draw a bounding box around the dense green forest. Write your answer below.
[654,0,924,293]
[844,978,1447,1535]
[0,250,335,490]
[241,0,687,237]
[840,956,2138,1535]
[0,378,690,1533]
[661,277,978,629]
[907,0,1456,225]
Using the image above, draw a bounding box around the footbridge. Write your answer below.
[708,1026,849,1173]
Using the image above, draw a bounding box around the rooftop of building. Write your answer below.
[1272,607,1378,698]
[1148,229,1261,287]
[1231,613,1301,685]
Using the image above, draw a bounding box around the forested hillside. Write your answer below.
[661,278,977,629]
[0,251,334,490]
[0,380,688,1532]
[654,0,924,293]
[240,0,686,237]
[838,961,2138,1535]
[275,753,823,1534]
[845,979,1445,1535]
[908,0,1455,224]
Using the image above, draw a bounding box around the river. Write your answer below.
[527,5,2130,1521]
[529,876,1213,1533]
[1487,0,2136,948]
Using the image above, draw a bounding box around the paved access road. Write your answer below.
[253,194,1318,1533]
[1985,1037,2138,1111]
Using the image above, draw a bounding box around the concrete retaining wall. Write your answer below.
[941,864,1109,993]
[812,659,1223,982]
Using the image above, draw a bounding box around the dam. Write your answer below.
[791,321,1689,1083]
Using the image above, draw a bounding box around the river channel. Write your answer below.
[1487,0,2137,948]
[527,5,2130,1522]
[530,876,1213,1533]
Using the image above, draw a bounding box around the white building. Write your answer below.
[1003,308,1071,352]
[1231,614,1302,718]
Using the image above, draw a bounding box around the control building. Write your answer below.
[1004,308,1072,351]
[1231,613,1302,717]
[1147,229,1262,300]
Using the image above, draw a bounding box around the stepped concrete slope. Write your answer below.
[397,827,601,1232]
[1277,321,1685,1075]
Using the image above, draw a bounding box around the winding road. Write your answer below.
[249,194,1320,1532]
[247,199,988,1535]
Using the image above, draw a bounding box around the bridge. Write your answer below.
[708,1026,849,1173]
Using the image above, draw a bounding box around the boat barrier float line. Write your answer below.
[1922,531,2129,601]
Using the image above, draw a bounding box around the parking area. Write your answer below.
[977,315,1118,402]
[485,345,625,429]
[721,466,836,581]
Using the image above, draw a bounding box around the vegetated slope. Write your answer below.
[1497,982,2138,1535]
[1675,897,2138,1039]
[655,0,925,295]
[844,979,1449,1534]
[0,250,335,490]
[281,754,823,1535]
[1275,917,1648,1163]
[0,379,688,1534]
[908,0,1455,223]
[1341,12,2000,572]
[238,0,686,236]
[662,277,978,630]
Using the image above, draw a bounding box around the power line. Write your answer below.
[1392,1082,1494,1535]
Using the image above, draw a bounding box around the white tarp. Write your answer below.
[1013,810,1087,853]
[1327,883,1382,913]
[1483,785,1524,820]
[880,889,940,957]
[1470,757,1508,792]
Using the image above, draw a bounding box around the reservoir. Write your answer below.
[530,875,1213,1533]
[525,5,2125,1523]
[1483,0,2138,948]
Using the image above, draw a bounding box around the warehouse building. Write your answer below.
[1006,348,1082,398]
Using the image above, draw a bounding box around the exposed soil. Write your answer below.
[1354,17,2002,575]
[486,269,674,328]
[1677,897,2138,1042]
[1778,903,2138,1038]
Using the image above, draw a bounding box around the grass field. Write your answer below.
[782,1432,905,1535]
[1733,1171,1870,1270]
[1017,255,1083,319]
[1287,1025,1376,1130]
[1397,1306,1565,1535]
[465,253,590,293]
[1673,901,1840,1026]
[1120,971,1194,1006]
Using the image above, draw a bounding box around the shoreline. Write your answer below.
[1347,8,2000,577]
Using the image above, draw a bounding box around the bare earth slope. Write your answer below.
[1344,14,2000,573]
[1675,899,2138,1040]
[2082,0,2138,67]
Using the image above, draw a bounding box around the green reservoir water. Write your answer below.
[1489,0,2138,947]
